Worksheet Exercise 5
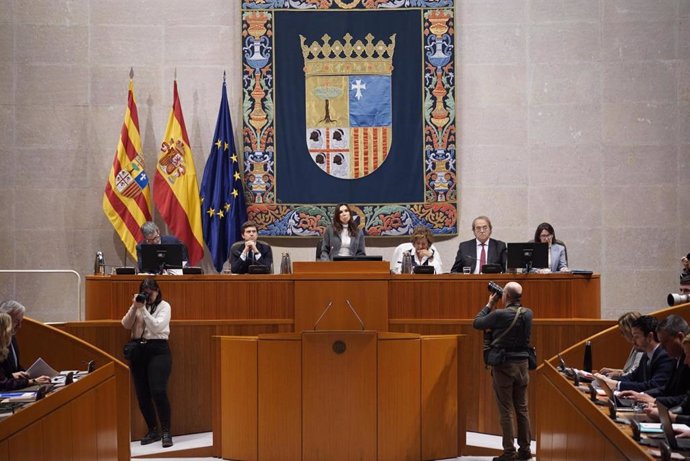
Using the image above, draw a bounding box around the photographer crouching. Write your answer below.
[473,281,533,461]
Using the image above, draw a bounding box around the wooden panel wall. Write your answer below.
[85,273,600,320]
[60,319,613,441]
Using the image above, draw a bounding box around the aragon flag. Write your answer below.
[200,76,247,273]
[153,80,204,265]
[102,75,153,261]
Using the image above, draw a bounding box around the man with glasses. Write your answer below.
[451,215,507,273]
[135,221,189,272]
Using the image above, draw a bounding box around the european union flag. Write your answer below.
[200,77,247,272]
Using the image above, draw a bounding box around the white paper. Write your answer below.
[26,357,58,378]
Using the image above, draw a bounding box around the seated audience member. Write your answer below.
[619,315,690,407]
[450,216,506,273]
[136,221,189,272]
[391,226,443,274]
[532,222,568,273]
[595,315,674,392]
[682,253,690,279]
[229,221,273,274]
[646,333,690,425]
[0,313,49,390]
[599,311,644,379]
[320,203,366,261]
[0,300,27,380]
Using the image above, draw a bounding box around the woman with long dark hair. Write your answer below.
[121,278,173,448]
[320,203,367,260]
[533,222,568,272]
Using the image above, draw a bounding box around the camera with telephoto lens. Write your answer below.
[135,293,147,303]
[488,281,504,297]
[668,293,690,306]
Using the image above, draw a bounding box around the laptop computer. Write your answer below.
[657,402,690,452]
[594,375,636,409]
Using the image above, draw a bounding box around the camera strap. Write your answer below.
[490,307,523,348]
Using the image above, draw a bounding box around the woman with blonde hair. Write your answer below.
[391,225,443,274]
[0,313,50,390]
[599,311,644,379]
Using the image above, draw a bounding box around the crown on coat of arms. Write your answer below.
[300,33,396,76]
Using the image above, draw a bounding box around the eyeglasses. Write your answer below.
[474,226,489,231]
[144,232,160,244]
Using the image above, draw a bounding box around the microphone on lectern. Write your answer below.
[312,301,334,330]
[345,299,365,330]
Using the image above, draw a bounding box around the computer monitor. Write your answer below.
[507,242,548,272]
[332,255,383,262]
[140,244,185,274]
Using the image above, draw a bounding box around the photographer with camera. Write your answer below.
[121,278,173,448]
[473,281,533,461]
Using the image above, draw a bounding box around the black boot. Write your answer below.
[140,429,161,445]
[161,431,173,448]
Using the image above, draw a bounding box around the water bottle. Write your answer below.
[280,252,292,274]
[401,251,413,274]
[583,340,592,373]
[94,251,105,276]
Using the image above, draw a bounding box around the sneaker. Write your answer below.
[140,431,161,445]
[493,454,516,461]
[161,432,173,448]
[516,452,533,461]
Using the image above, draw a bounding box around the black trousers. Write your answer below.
[130,340,172,433]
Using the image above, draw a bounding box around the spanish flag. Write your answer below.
[102,76,153,261]
[153,80,204,265]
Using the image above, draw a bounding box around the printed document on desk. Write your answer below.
[26,357,58,378]
[0,391,37,402]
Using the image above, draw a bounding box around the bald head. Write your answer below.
[503,282,522,304]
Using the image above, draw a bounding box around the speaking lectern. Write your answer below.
[212,330,463,461]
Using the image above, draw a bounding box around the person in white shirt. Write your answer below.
[391,225,443,274]
[121,278,174,448]
[450,216,507,273]
[320,203,366,260]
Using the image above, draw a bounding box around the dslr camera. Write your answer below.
[135,293,147,303]
[488,281,504,297]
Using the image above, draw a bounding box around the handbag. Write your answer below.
[482,307,523,367]
[123,309,150,362]
[123,339,142,361]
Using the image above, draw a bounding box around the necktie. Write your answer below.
[640,354,649,381]
[479,244,486,273]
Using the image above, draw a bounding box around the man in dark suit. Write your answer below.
[135,221,189,272]
[596,315,675,393]
[619,315,690,407]
[229,221,273,274]
[451,215,507,273]
[0,300,27,380]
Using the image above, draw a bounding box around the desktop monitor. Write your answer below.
[140,244,185,274]
[332,255,383,262]
[507,242,548,272]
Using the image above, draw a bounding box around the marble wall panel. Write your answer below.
[90,25,164,67]
[602,102,677,146]
[530,104,602,146]
[528,145,602,186]
[603,61,677,103]
[602,21,677,61]
[603,270,677,316]
[15,25,88,64]
[0,104,13,146]
[529,0,600,23]
[602,0,678,23]
[459,146,529,187]
[529,62,601,105]
[16,64,89,106]
[461,64,527,107]
[14,0,89,26]
[16,105,88,148]
[529,22,600,63]
[460,105,528,146]
[458,0,527,24]
[528,186,603,230]
[162,26,234,66]
[90,66,162,107]
[604,227,677,270]
[0,25,13,63]
[603,145,678,186]
[460,24,526,64]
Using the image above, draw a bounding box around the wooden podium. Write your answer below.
[213,330,462,461]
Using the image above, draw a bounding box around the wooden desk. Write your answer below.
[85,272,600,321]
[6,318,130,461]
[536,302,690,460]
